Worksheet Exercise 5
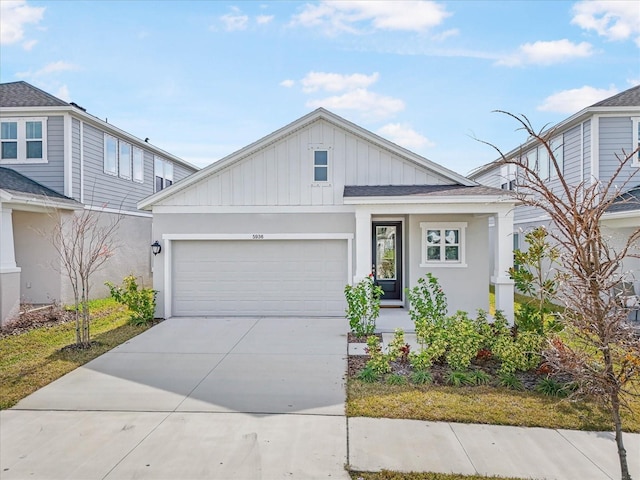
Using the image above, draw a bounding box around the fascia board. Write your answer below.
[343,195,517,205]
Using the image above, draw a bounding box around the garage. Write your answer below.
[171,239,349,317]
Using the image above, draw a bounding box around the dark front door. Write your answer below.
[372,222,402,300]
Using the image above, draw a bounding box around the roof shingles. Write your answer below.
[0,81,69,108]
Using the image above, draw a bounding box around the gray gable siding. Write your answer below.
[2,115,65,195]
[72,118,81,201]
[562,124,582,186]
[173,160,193,183]
[599,116,638,185]
[81,124,155,212]
[583,120,591,180]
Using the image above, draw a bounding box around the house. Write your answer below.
[469,85,640,297]
[138,108,518,321]
[0,81,199,325]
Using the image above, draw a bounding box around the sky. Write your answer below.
[1,0,639,176]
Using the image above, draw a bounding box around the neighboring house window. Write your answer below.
[104,134,118,175]
[501,182,508,190]
[119,141,132,179]
[313,150,328,182]
[632,117,640,167]
[132,147,144,183]
[0,117,47,163]
[155,157,173,191]
[420,222,467,267]
[538,144,549,181]
[509,179,517,190]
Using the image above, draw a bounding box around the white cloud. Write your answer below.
[280,79,295,88]
[22,39,37,50]
[291,1,450,35]
[220,7,249,31]
[306,88,405,120]
[0,0,44,46]
[497,39,593,66]
[572,0,640,46]
[377,123,435,149]
[55,85,70,102]
[432,28,459,42]
[17,60,79,78]
[256,15,274,25]
[537,85,619,113]
[301,71,379,93]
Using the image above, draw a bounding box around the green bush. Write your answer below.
[365,335,390,374]
[105,275,156,326]
[406,273,448,347]
[345,275,384,337]
[445,311,484,371]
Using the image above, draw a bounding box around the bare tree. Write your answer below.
[481,112,640,480]
[49,207,121,347]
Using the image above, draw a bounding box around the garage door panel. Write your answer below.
[171,240,348,317]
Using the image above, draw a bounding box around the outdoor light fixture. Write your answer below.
[151,240,162,256]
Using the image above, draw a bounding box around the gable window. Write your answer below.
[132,147,144,183]
[155,157,173,191]
[314,150,328,182]
[632,117,640,167]
[420,222,467,267]
[0,117,47,163]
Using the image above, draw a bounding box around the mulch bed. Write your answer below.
[0,305,75,337]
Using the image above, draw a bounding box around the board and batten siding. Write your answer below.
[2,115,65,195]
[598,116,639,185]
[159,118,453,207]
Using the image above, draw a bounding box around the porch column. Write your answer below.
[491,207,514,324]
[354,207,372,283]
[0,206,21,325]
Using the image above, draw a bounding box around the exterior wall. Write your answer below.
[71,118,81,201]
[60,211,153,304]
[599,116,639,185]
[81,124,156,212]
[0,271,20,325]
[158,118,453,208]
[151,211,357,318]
[1,115,65,194]
[13,210,63,305]
[407,213,490,315]
[173,161,194,183]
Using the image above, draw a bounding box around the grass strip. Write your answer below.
[0,298,151,410]
[347,380,640,432]
[350,471,528,480]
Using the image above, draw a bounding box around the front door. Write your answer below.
[372,222,402,300]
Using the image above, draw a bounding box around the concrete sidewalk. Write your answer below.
[349,418,640,480]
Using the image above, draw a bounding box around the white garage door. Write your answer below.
[171,239,348,317]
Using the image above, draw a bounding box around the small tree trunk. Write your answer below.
[74,304,81,346]
[611,391,631,480]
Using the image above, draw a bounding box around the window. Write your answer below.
[501,182,508,190]
[538,145,549,180]
[632,117,640,167]
[420,222,467,267]
[155,157,173,191]
[313,150,328,182]
[509,179,517,191]
[104,134,145,183]
[104,134,118,175]
[132,147,144,183]
[0,117,47,163]
[119,141,132,179]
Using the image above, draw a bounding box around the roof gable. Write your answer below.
[140,108,475,209]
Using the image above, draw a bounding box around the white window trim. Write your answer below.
[632,117,640,167]
[119,141,132,180]
[132,146,144,183]
[0,117,48,164]
[309,145,332,185]
[104,134,118,176]
[154,156,174,192]
[420,222,467,268]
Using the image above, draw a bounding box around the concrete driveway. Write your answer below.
[0,317,350,479]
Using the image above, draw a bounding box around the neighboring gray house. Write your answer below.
[0,81,198,325]
[139,108,518,321]
[469,85,640,294]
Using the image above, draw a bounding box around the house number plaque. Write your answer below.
[252,234,264,239]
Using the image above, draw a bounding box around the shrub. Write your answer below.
[406,273,448,348]
[385,374,407,386]
[356,365,379,383]
[445,370,474,387]
[493,329,544,375]
[497,372,524,391]
[445,311,484,371]
[105,275,156,325]
[345,275,384,337]
[535,377,571,397]
[364,335,390,374]
[410,369,433,385]
[387,328,410,363]
[468,369,492,386]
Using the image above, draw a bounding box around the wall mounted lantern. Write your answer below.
[151,240,162,256]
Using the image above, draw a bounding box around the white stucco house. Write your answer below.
[139,109,518,321]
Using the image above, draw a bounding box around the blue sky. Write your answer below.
[1,0,639,175]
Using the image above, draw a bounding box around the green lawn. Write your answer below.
[0,298,152,410]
